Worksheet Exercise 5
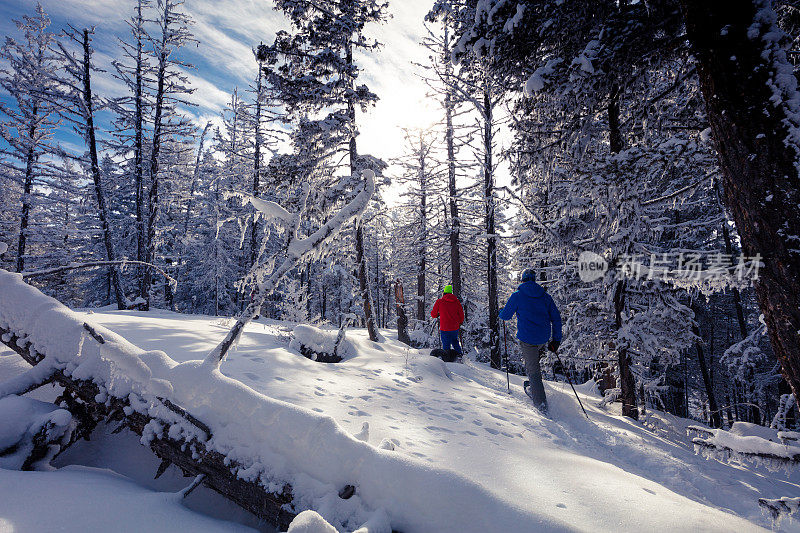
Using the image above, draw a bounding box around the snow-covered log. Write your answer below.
[0,323,297,527]
[0,270,297,529]
[758,496,800,521]
[688,424,800,473]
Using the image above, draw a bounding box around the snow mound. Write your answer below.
[285,510,337,533]
[290,324,354,362]
[0,394,72,469]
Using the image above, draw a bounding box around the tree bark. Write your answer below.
[346,41,379,342]
[484,82,501,369]
[251,57,264,269]
[417,135,427,323]
[609,85,638,420]
[81,30,126,310]
[444,21,462,301]
[681,0,800,407]
[134,0,146,300]
[142,3,171,311]
[614,279,638,419]
[692,316,722,427]
[395,280,411,345]
[16,104,38,273]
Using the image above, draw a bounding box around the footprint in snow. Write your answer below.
[243,372,262,382]
[556,504,567,509]
[425,425,455,434]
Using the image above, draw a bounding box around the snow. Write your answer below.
[571,40,599,75]
[286,511,338,533]
[239,194,297,226]
[749,0,800,172]
[524,58,562,96]
[502,4,525,33]
[690,422,800,462]
[0,394,71,469]
[290,324,355,360]
[0,466,257,532]
[3,306,790,532]
[1,270,796,531]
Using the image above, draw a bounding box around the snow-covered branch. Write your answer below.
[203,169,376,369]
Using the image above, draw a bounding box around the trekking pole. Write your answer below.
[502,321,510,393]
[552,350,590,420]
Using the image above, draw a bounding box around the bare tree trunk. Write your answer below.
[484,82,500,369]
[682,0,800,407]
[134,0,146,300]
[395,280,411,346]
[143,5,170,311]
[250,54,264,268]
[443,22,462,301]
[417,136,427,322]
[346,42,379,342]
[608,84,638,420]
[614,279,638,419]
[16,115,36,273]
[692,313,722,427]
[81,29,126,310]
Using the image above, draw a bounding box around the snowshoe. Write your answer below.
[430,348,459,363]
[523,380,549,416]
[523,380,532,399]
[430,348,448,360]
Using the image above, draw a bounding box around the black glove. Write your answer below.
[548,340,560,353]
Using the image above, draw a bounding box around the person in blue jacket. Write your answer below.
[500,268,562,413]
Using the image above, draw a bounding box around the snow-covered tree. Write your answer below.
[0,4,60,273]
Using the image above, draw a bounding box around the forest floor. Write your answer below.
[1,307,799,532]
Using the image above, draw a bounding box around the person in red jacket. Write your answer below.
[431,285,465,356]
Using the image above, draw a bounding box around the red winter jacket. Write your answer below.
[431,294,465,331]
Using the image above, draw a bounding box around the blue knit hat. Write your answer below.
[521,268,536,282]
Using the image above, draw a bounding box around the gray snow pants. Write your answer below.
[520,341,547,411]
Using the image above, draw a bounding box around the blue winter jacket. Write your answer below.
[499,281,562,345]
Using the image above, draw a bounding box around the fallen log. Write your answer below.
[759,496,800,521]
[0,326,296,530]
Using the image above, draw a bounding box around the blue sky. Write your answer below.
[1,0,440,167]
